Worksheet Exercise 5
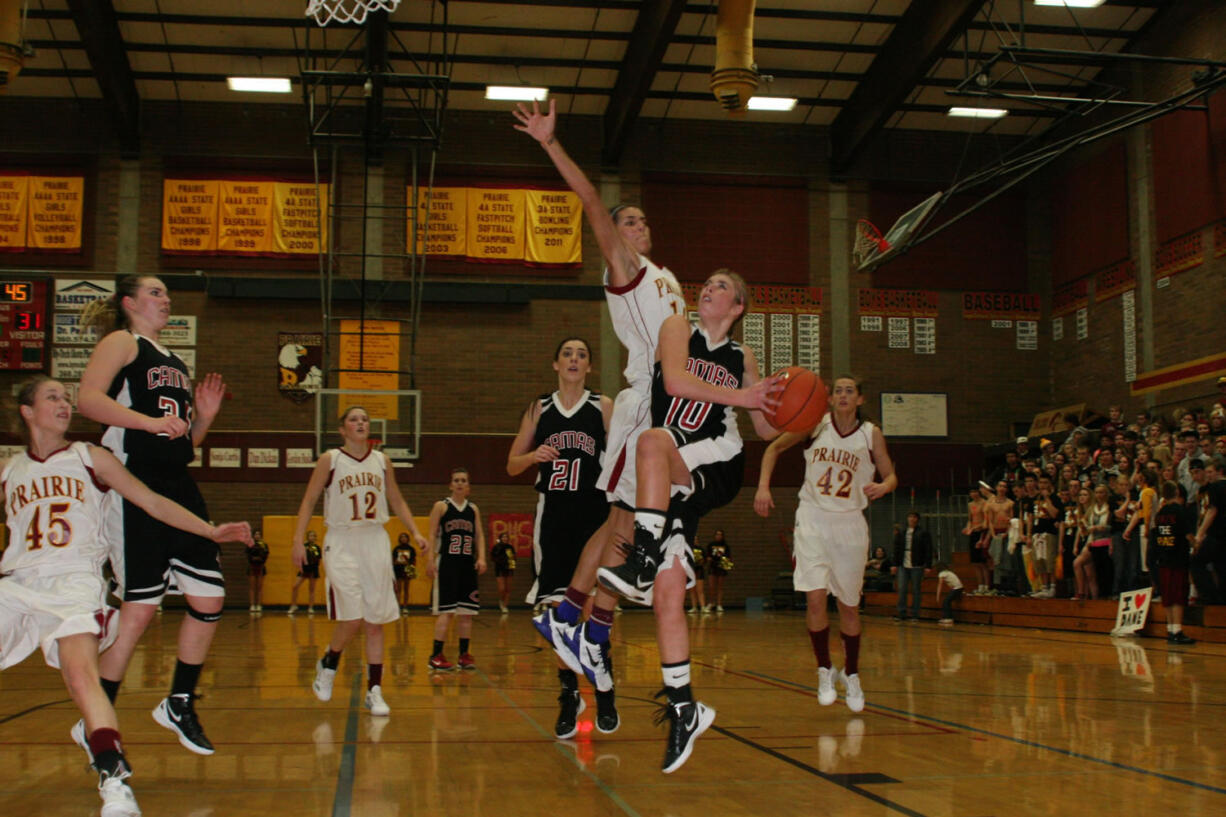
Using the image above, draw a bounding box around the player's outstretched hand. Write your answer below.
[741,374,783,412]
[195,372,227,422]
[753,486,775,517]
[211,521,254,546]
[291,542,306,570]
[533,444,561,463]
[512,98,557,145]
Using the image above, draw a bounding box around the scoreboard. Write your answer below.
[0,278,51,371]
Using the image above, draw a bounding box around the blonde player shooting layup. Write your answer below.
[293,406,430,717]
[514,98,684,699]
[755,375,897,713]
[1,377,252,817]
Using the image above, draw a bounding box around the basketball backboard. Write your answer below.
[855,191,944,271]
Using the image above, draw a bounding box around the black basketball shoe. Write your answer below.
[152,693,215,755]
[554,688,586,740]
[597,525,661,605]
[595,689,620,734]
[654,689,715,774]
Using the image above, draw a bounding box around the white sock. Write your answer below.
[635,509,666,541]
[662,660,691,689]
[1171,624,1182,634]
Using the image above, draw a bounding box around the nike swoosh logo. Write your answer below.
[167,707,182,724]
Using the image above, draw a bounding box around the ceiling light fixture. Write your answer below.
[746,96,797,111]
[227,77,292,93]
[947,106,1009,119]
[1033,1,1106,8]
[485,86,549,102]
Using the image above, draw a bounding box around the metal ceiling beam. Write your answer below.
[601,0,687,167]
[829,0,986,173]
[64,0,140,155]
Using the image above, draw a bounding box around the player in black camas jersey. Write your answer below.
[78,275,236,757]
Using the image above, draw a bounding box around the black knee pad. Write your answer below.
[186,604,222,623]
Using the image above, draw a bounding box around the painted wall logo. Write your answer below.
[278,332,323,403]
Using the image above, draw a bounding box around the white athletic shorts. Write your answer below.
[0,571,119,670]
[1031,532,1053,567]
[323,526,399,625]
[597,387,652,507]
[793,504,870,604]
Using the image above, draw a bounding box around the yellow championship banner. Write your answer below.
[338,319,400,420]
[525,189,581,264]
[273,182,329,254]
[0,175,28,249]
[467,188,526,261]
[162,179,219,252]
[412,187,466,256]
[218,180,273,254]
[27,176,84,250]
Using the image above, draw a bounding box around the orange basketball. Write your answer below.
[764,367,828,432]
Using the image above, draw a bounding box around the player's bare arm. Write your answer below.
[753,430,808,517]
[864,427,898,500]
[657,315,781,412]
[512,99,639,286]
[506,400,557,476]
[91,445,253,546]
[599,393,613,432]
[386,460,430,549]
[473,505,487,574]
[291,454,332,568]
[426,500,447,577]
[79,331,189,439]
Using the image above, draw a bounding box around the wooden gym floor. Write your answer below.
[2,609,1224,816]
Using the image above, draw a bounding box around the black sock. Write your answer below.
[94,749,129,779]
[368,663,382,689]
[100,678,121,703]
[558,668,578,692]
[322,649,342,670]
[459,638,470,655]
[432,639,444,656]
[170,660,203,697]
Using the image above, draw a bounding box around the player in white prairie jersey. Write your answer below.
[1,377,251,817]
[292,406,430,718]
[514,99,688,707]
[755,375,897,714]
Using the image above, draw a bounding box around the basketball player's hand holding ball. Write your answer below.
[740,374,784,412]
[753,486,774,517]
[533,444,560,463]
[210,521,254,547]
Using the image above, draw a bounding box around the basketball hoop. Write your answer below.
[306,0,400,26]
[852,219,890,268]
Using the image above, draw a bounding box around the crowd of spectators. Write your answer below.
[965,389,1226,612]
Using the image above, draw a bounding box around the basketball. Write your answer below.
[764,367,828,432]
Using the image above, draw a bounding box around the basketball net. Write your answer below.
[852,219,889,267]
[306,0,400,26]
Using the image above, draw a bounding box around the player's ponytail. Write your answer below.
[80,275,146,336]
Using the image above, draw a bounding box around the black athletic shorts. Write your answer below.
[108,462,223,604]
[432,556,479,615]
